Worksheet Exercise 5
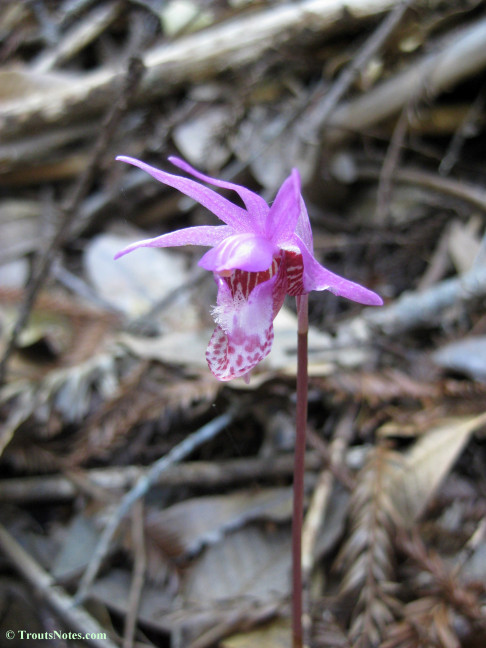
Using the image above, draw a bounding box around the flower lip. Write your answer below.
[198,232,277,274]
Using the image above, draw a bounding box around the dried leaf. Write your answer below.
[182,524,291,603]
[16,310,73,356]
[160,0,214,36]
[51,513,100,580]
[118,330,210,370]
[145,487,292,558]
[84,233,192,320]
[221,617,290,648]
[92,558,285,645]
[387,413,486,525]
[90,568,174,632]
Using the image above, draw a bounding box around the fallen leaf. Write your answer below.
[387,413,486,524]
[182,524,291,603]
[84,232,193,320]
[145,487,292,558]
[52,513,100,580]
[221,617,290,648]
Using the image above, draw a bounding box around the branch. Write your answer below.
[324,17,486,142]
[0,55,145,384]
[0,0,402,140]
[0,453,322,503]
[337,263,486,347]
[0,524,119,648]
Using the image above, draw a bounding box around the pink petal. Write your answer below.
[293,235,383,306]
[169,156,269,232]
[265,169,301,244]
[206,274,277,380]
[114,225,231,260]
[198,233,276,273]
[295,196,313,251]
[116,156,249,232]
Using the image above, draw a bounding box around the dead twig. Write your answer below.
[0,0,400,140]
[324,17,486,142]
[0,453,322,504]
[337,263,486,345]
[32,2,122,73]
[439,82,486,175]
[302,410,357,575]
[397,530,486,625]
[123,501,146,648]
[0,55,145,385]
[376,105,410,223]
[298,0,414,143]
[358,164,486,213]
[0,523,120,648]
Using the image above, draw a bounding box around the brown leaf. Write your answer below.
[387,413,486,525]
[181,524,291,603]
[145,487,292,559]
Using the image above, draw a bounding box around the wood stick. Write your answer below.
[0,453,322,504]
[0,524,119,648]
[0,0,400,139]
[338,263,486,344]
[325,17,486,142]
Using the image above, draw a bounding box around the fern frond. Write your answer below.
[336,445,402,648]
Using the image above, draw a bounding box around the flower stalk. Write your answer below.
[292,294,309,648]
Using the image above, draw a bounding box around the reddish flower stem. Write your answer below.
[292,295,309,648]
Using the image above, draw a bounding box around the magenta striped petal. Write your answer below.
[295,196,313,250]
[114,225,231,259]
[116,156,249,232]
[169,157,269,232]
[265,169,301,244]
[293,235,383,306]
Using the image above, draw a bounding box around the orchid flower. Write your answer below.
[115,156,382,381]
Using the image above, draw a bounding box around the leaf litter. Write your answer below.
[0,1,486,647]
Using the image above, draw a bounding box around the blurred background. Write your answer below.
[1,1,486,647]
